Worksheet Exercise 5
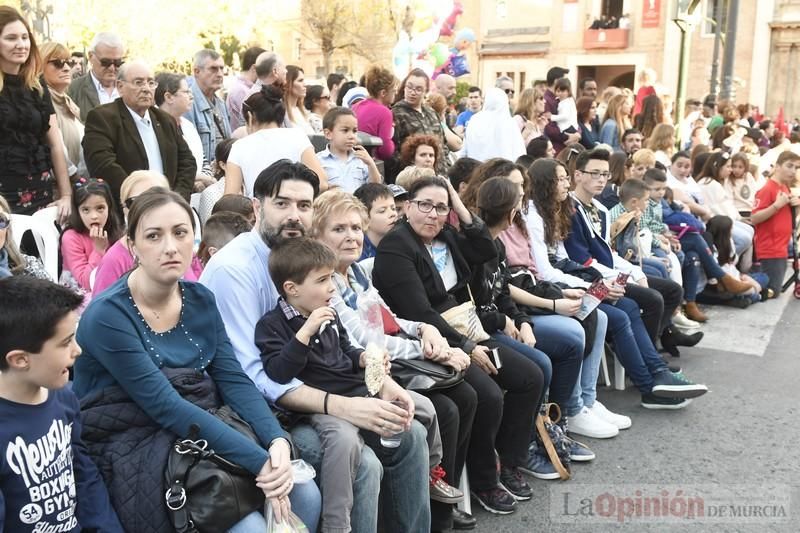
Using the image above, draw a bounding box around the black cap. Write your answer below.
[546,67,569,86]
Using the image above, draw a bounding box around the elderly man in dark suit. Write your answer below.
[68,32,126,122]
[82,60,196,205]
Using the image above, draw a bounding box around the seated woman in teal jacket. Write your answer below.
[73,188,320,531]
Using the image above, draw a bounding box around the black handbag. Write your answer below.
[164,405,265,533]
[391,358,465,392]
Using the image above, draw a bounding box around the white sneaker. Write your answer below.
[589,401,632,430]
[672,311,700,330]
[567,406,619,439]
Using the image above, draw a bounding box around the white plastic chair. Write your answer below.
[10,213,60,282]
[457,465,471,514]
[190,192,202,212]
[193,208,202,252]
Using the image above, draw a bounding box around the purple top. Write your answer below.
[354,98,395,160]
[93,238,204,295]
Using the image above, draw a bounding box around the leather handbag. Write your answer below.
[391,358,465,392]
[440,285,490,343]
[164,405,265,533]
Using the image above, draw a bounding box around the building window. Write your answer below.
[316,65,325,79]
[496,0,507,19]
[703,0,728,36]
[601,0,624,19]
[294,38,302,61]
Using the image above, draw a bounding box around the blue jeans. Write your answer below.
[680,232,726,280]
[228,480,321,532]
[492,319,582,408]
[564,309,608,416]
[600,298,668,394]
[642,257,669,278]
[363,421,431,533]
[291,422,382,532]
[681,251,702,301]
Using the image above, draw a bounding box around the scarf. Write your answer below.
[49,87,85,169]
[0,248,13,279]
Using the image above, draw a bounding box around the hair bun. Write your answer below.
[260,84,283,104]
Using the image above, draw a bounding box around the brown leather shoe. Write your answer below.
[684,302,707,323]
[720,274,752,295]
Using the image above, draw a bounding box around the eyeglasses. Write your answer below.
[504,88,516,97]
[0,213,8,230]
[98,58,125,69]
[579,169,611,181]
[411,200,450,216]
[48,58,78,69]
[123,79,158,90]
[124,196,139,210]
[405,84,425,94]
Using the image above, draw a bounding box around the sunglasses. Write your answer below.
[99,58,125,68]
[49,58,78,69]
[124,196,138,210]
[504,88,516,97]
[0,213,8,230]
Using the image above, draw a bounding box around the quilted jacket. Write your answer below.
[80,368,221,533]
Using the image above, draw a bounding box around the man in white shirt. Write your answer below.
[68,32,125,122]
[246,51,288,98]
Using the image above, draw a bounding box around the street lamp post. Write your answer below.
[719,0,740,101]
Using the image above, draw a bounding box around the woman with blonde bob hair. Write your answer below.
[0,6,72,219]
[39,41,85,177]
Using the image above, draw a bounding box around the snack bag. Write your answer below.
[575,279,610,321]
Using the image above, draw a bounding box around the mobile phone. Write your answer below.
[491,348,502,369]
[615,272,630,287]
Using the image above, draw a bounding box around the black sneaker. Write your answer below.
[651,370,708,399]
[471,486,517,515]
[641,393,692,410]
[499,466,532,501]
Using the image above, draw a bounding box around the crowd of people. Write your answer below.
[2,6,800,532]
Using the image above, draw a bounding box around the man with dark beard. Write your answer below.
[200,159,431,532]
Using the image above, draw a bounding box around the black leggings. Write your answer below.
[424,382,477,530]
[464,341,544,491]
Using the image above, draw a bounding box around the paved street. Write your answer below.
[470,291,800,532]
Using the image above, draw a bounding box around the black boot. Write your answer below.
[662,326,702,348]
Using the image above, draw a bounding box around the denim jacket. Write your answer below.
[184,78,231,162]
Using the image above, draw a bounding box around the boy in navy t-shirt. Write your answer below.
[0,276,122,533]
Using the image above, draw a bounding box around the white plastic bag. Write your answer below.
[264,460,316,533]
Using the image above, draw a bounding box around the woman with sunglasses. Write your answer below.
[40,42,86,178]
[0,194,51,280]
[92,170,203,295]
[0,7,72,221]
[303,85,331,134]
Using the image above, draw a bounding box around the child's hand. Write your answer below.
[296,307,336,345]
[353,145,376,167]
[89,225,108,254]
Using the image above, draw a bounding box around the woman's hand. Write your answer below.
[503,315,520,340]
[420,324,447,360]
[561,288,585,300]
[518,322,536,347]
[48,196,72,225]
[470,345,498,375]
[554,298,582,316]
[442,347,471,371]
[256,437,294,524]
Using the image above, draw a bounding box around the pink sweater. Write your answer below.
[61,229,105,291]
[354,98,395,160]
[93,238,204,295]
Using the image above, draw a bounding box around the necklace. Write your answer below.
[130,275,179,320]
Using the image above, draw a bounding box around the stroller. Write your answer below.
[782,206,800,298]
